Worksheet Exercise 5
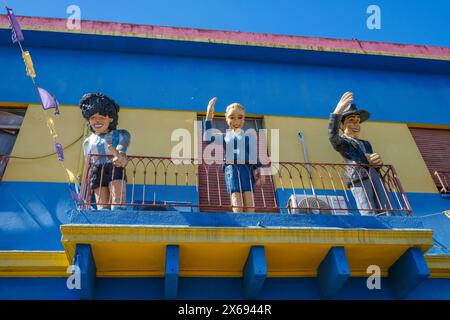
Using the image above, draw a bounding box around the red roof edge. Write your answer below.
[1,15,449,59]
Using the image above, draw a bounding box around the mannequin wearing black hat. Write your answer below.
[329,92,390,215]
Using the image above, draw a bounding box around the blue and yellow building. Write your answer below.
[0,15,449,300]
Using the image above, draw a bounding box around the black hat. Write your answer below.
[341,103,370,123]
[79,93,120,132]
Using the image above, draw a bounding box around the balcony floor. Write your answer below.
[61,210,434,278]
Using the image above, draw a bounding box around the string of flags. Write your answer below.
[6,6,83,207]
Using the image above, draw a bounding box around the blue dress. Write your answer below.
[204,120,262,194]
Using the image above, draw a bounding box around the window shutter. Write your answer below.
[409,128,450,191]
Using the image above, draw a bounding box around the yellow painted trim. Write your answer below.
[1,247,448,279]
[59,224,434,280]
[0,251,69,278]
[1,102,202,113]
[60,225,434,246]
[425,254,450,278]
[0,24,448,61]
[0,102,28,108]
[3,102,447,127]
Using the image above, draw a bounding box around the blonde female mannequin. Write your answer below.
[204,97,265,213]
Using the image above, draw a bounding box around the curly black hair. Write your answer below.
[79,93,120,132]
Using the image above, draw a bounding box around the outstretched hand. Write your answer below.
[107,144,128,167]
[334,91,353,114]
[365,153,383,166]
[206,97,217,120]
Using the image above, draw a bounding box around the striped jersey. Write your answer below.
[83,129,131,164]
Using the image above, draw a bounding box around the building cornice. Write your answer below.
[1,15,449,61]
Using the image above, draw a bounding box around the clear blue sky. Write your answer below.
[3,0,450,47]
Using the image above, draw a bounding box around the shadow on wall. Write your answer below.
[0,181,76,250]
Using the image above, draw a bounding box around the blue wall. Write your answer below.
[0,182,74,250]
[0,182,198,250]
[1,182,449,251]
[1,182,448,300]
[1,277,450,300]
[1,31,450,126]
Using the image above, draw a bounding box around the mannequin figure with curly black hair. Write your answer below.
[80,93,130,210]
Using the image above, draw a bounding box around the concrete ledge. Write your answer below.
[59,216,433,279]
[67,210,426,230]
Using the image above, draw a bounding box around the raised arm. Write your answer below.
[328,92,353,150]
[203,97,222,145]
[206,97,216,121]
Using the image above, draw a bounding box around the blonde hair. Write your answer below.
[225,103,245,116]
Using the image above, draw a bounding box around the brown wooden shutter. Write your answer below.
[409,128,450,191]
[198,116,278,213]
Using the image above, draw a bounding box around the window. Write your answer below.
[409,127,450,194]
[0,107,26,179]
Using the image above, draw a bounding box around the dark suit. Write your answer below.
[328,113,390,214]
[328,113,374,186]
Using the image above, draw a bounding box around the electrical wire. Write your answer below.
[8,134,84,160]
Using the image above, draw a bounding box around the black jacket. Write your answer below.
[328,113,374,186]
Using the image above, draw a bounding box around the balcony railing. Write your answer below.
[79,154,413,216]
[434,171,450,194]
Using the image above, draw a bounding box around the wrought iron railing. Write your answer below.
[434,171,450,194]
[79,154,413,216]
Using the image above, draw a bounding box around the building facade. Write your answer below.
[0,15,449,299]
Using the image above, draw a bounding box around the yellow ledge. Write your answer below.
[425,255,450,278]
[59,225,433,278]
[0,251,69,278]
[2,226,447,279]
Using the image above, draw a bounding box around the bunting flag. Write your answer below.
[8,5,82,209]
[38,87,60,115]
[46,117,58,139]
[6,7,24,43]
[65,168,76,181]
[22,51,36,78]
[68,184,84,208]
[55,143,64,161]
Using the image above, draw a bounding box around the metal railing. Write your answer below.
[79,154,413,216]
[434,171,450,194]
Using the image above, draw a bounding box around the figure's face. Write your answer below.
[226,107,245,131]
[89,113,111,134]
[342,115,361,138]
